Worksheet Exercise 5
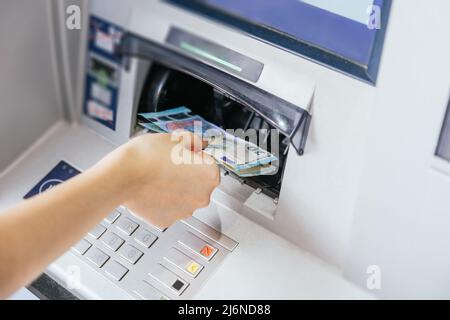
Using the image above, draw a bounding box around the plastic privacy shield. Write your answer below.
[119,32,311,155]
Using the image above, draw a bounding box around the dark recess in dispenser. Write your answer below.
[137,64,290,198]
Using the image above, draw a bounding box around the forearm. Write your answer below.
[0,133,218,299]
[0,158,127,298]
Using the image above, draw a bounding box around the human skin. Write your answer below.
[0,132,219,298]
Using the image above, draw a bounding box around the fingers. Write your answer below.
[200,152,216,166]
[201,139,209,150]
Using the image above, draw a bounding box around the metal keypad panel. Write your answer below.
[71,206,238,300]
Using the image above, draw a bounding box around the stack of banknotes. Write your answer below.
[137,107,278,177]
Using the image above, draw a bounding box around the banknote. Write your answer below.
[138,107,278,177]
[139,122,168,133]
[153,116,226,139]
[204,135,277,169]
[139,106,193,120]
[221,162,278,177]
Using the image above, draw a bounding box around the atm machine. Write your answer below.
[7,0,450,300]
[2,0,387,300]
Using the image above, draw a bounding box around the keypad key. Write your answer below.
[178,233,218,261]
[164,248,204,278]
[116,217,139,236]
[134,229,158,248]
[104,210,121,224]
[101,232,125,252]
[88,225,107,239]
[134,281,169,300]
[103,260,129,281]
[148,264,188,295]
[72,239,91,255]
[85,247,110,267]
[121,207,165,233]
[119,244,143,264]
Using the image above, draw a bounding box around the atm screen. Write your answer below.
[205,0,373,53]
[168,0,391,84]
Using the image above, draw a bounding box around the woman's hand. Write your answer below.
[95,132,220,228]
[0,131,220,298]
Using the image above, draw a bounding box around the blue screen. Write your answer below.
[203,0,380,65]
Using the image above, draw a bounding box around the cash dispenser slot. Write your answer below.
[119,32,312,199]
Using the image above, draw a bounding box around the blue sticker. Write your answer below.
[24,161,81,199]
[83,15,124,131]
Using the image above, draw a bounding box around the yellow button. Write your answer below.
[186,261,200,275]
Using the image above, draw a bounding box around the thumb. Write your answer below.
[175,131,208,152]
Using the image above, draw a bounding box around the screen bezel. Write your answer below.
[166,0,392,85]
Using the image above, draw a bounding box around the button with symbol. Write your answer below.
[39,179,64,193]
[148,264,189,295]
[186,261,201,275]
[134,229,158,248]
[85,247,110,268]
[178,233,218,261]
[200,246,214,258]
[101,232,124,251]
[119,244,143,264]
[115,217,139,236]
[164,248,204,278]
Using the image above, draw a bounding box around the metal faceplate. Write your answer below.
[75,210,238,300]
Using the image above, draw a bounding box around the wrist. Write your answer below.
[91,140,157,205]
[88,153,132,207]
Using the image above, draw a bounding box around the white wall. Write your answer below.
[343,0,450,298]
[52,0,87,121]
[0,0,61,172]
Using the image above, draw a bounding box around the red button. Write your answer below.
[200,245,214,257]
